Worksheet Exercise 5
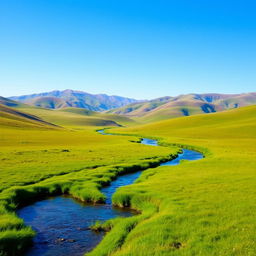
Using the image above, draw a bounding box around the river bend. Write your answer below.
[18,130,203,256]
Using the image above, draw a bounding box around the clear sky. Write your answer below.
[0,0,255,99]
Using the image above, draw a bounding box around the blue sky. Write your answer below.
[0,0,255,99]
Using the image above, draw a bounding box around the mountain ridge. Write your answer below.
[9,89,139,111]
[8,91,256,122]
[107,92,256,122]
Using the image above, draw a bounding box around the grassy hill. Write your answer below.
[59,107,137,127]
[0,97,136,128]
[0,103,58,129]
[108,93,256,122]
[124,104,256,138]
[0,106,177,255]
[87,105,256,256]
[0,96,29,108]
[0,95,255,255]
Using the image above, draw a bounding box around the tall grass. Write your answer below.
[0,105,255,256]
[0,125,178,255]
[87,106,256,256]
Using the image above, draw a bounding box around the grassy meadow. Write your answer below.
[0,105,178,255]
[88,105,255,256]
[0,100,255,256]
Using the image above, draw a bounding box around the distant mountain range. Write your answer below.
[107,92,256,122]
[0,96,135,128]
[9,90,138,111]
[8,91,256,122]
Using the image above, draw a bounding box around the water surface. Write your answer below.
[18,132,203,256]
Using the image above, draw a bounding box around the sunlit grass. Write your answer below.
[89,105,256,256]
[0,105,255,256]
[0,121,177,255]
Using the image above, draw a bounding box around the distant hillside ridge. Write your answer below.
[107,92,256,122]
[9,89,139,111]
[0,96,135,128]
[0,103,59,129]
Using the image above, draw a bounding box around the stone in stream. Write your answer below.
[55,238,66,243]
[55,238,76,243]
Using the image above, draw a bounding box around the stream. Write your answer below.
[18,130,203,256]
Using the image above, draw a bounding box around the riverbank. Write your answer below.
[17,134,203,255]
[0,128,179,255]
[0,105,255,256]
[91,106,256,256]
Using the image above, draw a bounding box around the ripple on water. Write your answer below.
[18,135,203,256]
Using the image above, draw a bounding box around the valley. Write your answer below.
[2,2,255,255]
[0,95,255,256]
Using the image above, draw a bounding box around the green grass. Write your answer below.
[16,106,132,128]
[0,96,136,128]
[0,102,255,255]
[0,104,59,129]
[0,110,178,255]
[88,105,256,256]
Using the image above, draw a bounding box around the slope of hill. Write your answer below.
[58,107,136,126]
[0,96,29,108]
[108,92,256,122]
[9,89,138,111]
[0,97,135,128]
[0,104,58,129]
[108,97,171,115]
[120,104,256,138]
[26,96,69,109]
[92,105,256,256]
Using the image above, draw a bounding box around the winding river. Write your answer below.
[18,130,203,256]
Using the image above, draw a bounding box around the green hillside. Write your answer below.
[0,104,58,129]
[0,93,255,256]
[0,96,29,108]
[0,106,177,255]
[121,104,256,138]
[59,107,97,115]
[0,97,135,128]
[108,93,256,122]
[59,107,137,126]
[19,106,122,128]
[88,105,256,256]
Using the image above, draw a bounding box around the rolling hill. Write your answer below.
[9,89,138,111]
[120,104,256,139]
[99,105,256,256]
[1,92,255,255]
[0,96,135,128]
[0,103,58,129]
[108,92,256,122]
